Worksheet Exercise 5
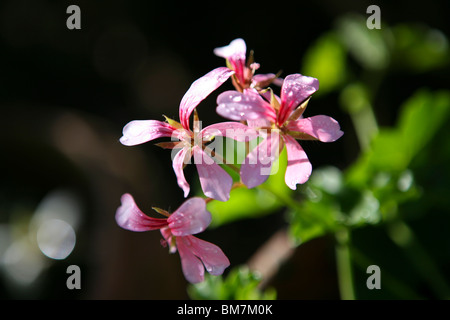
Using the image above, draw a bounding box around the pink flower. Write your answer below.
[120,67,257,201]
[214,38,283,92]
[116,193,230,284]
[216,74,344,189]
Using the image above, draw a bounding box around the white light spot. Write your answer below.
[37,219,76,260]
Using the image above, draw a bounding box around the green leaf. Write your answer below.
[336,14,390,70]
[288,202,337,246]
[288,167,345,245]
[346,90,450,187]
[301,31,347,95]
[391,24,450,72]
[187,266,277,300]
[207,148,290,227]
[398,90,450,161]
[207,186,281,227]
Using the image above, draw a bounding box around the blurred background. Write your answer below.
[0,0,449,299]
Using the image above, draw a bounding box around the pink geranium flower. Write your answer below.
[216,73,344,189]
[120,67,257,202]
[214,38,282,92]
[116,193,230,284]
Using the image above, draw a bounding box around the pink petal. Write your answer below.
[160,227,177,253]
[240,132,281,188]
[168,197,211,236]
[283,135,312,189]
[176,237,205,283]
[193,146,233,202]
[216,90,276,122]
[120,120,175,146]
[251,73,282,88]
[115,193,168,232]
[201,122,258,142]
[182,235,230,276]
[179,67,234,130]
[213,39,247,83]
[213,38,246,61]
[287,115,344,142]
[278,74,319,125]
[172,147,192,197]
[246,118,273,129]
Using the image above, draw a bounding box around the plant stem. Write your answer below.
[351,246,425,299]
[387,220,450,299]
[203,146,241,174]
[335,228,356,300]
[350,105,379,151]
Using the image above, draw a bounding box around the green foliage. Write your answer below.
[289,89,450,245]
[391,24,450,72]
[188,266,276,300]
[301,32,347,94]
[195,14,450,299]
[336,14,391,70]
[347,90,450,187]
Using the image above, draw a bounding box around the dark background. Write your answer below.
[0,0,449,299]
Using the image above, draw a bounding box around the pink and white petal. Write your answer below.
[115,193,168,232]
[251,73,282,89]
[287,115,344,142]
[179,67,234,130]
[176,237,205,284]
[201,122,259,142]
[240,133,281,189]
[172,147,192,197]
[216,90,276,122]
[213,38,246,61]
[168,197,211,236]
[283,135,312,189]
[279,74,319,125]
[246,118,272,129]
[160,228,177,253]
[193,146,233,202]
[120,120,175,146]
[184,235,230,276]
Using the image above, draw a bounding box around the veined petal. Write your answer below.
[182,235,230,276]
[115,193,168,232]
[213,38,246,61]
[201,122,258,142]
[120,120,175,146]
[172,147,192,197]
[193,146,233,202]
[216,90,276,122]
[179,67,234,130]
[283,135,312,189]
[176,236,205,283]
[279,74,319,125]
[240,132,281,188]
[287,115,344,142]
[168,197,211,236]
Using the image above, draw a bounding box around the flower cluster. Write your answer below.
[116,38,343,283]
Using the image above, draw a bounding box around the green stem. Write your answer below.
[387,220,450,299]
[350,104,379,151]
[335,228,356,300]
[203,146,240,174]
[258,184,302,212]
[351,246,425,299]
